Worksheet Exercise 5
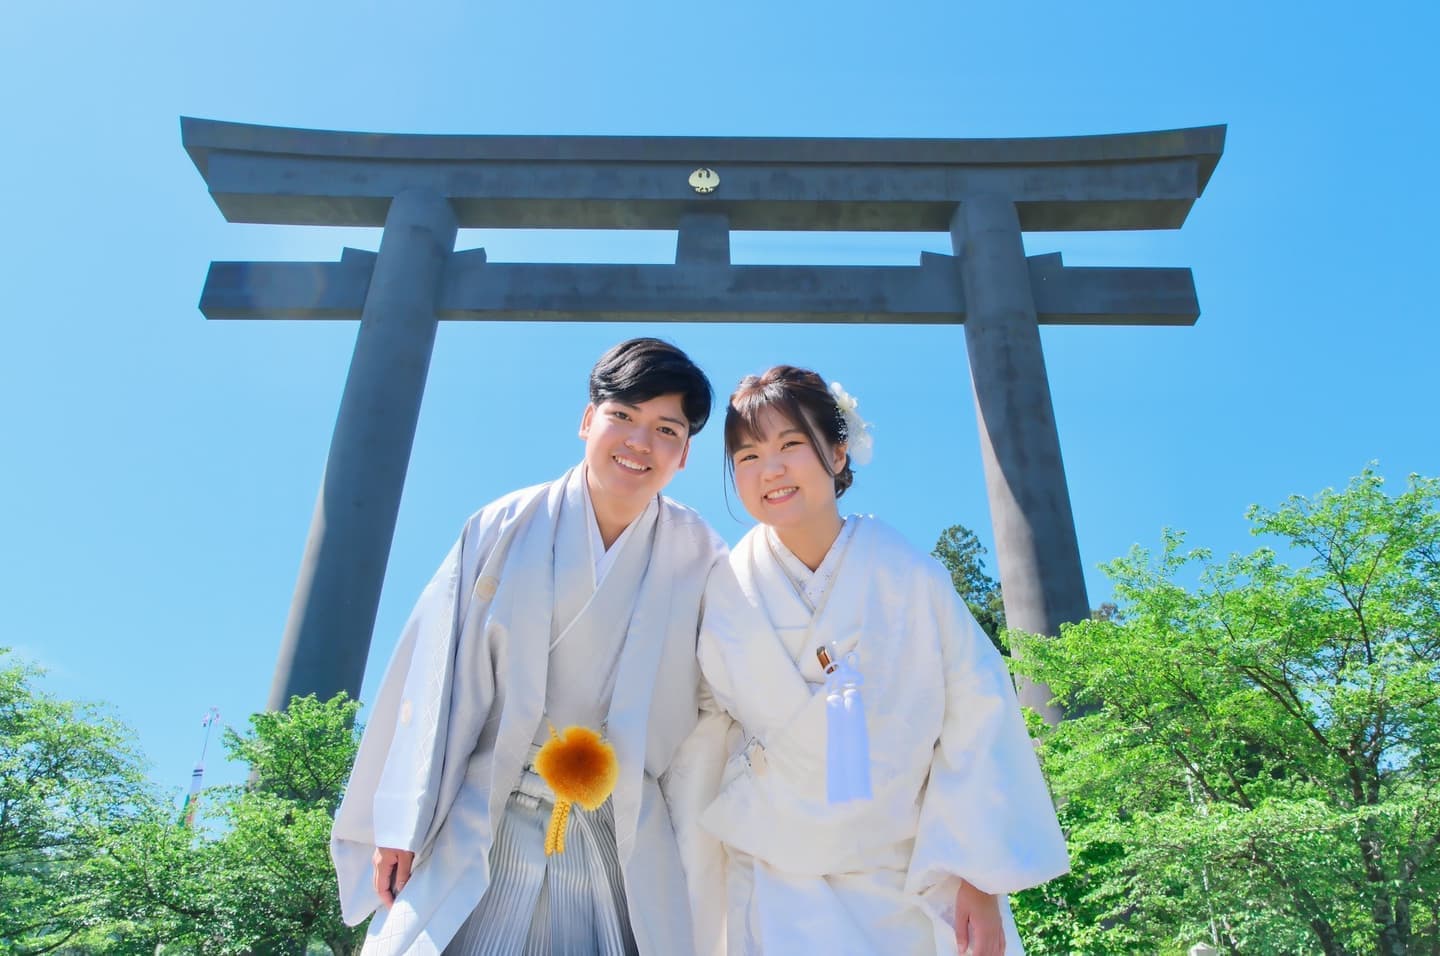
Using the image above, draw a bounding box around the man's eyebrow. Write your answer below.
[611,401,688,432]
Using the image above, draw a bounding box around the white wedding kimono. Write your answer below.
[698,517,1069,955]
[331,467,729,956]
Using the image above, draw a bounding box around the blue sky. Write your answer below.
[3,0,1436,797]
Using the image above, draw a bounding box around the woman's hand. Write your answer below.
[373,846,415,908]
[954,879,1004,956]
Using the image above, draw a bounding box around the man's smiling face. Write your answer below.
[579,393,691,512]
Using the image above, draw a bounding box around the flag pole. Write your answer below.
[181,707,221,828]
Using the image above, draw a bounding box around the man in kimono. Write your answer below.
[331,338,729,956]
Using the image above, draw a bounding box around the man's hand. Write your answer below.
[954,879,1004,956]
[373,846,415,908]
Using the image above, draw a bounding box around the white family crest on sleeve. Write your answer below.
[828,381,874,466]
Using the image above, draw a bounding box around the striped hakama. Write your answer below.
[443,763,638,956]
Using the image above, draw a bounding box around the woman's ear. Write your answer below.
[830,440,849,473]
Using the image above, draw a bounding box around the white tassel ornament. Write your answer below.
[818,643,872,803]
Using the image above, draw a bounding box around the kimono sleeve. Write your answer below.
[659,678,732,956]
[658,539,732,956]
[368,535,469,851]
[330,514,495,924]
[693,558,754,723]
[904,571,1070,899]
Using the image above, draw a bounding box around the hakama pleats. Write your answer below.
[444,767,638,956]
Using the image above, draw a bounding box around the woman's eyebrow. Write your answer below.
[733,427,805,453]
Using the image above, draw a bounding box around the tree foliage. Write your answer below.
[0,651,153,955]
[92,693,367,956]
[1007,469,1440,954]
[210,694,366,956]
[933,524,1007,651]
[0,679,367,955]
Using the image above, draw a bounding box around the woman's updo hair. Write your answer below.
[724,365,855,498]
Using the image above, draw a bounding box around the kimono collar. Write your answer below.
[579,464,657,584]
[765,518,858,613]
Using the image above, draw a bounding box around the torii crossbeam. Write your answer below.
[183,117,1224,722]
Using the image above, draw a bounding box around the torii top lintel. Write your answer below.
[181,117,1225,232]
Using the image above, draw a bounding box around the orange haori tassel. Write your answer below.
[534,724,619,856]
[544,799,572,855]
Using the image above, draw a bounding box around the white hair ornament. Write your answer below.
[828,382,874,466]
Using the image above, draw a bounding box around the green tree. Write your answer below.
[933,524,1007,652]
[84,808,225,954]
[0,651,154,955]
[91,693,367,955]
[1008,470,1440,954]
[208,693,366,956]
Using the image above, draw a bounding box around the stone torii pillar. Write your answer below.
[182,118,1224,719]
[953,195,1090,723]
[270,190,457,712]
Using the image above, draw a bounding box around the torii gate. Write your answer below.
[183,117,1224,724]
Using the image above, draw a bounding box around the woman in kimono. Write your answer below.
[697,366,1069,956]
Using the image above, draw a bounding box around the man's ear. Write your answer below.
[677,438,691,471]
[579,403,596,439]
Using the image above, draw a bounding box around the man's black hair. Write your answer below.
[589,338,713,435]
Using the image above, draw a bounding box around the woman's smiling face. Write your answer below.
[730,406,847,535]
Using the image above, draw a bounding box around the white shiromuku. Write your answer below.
[698,516,1070,956]
[331,466,729,956]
